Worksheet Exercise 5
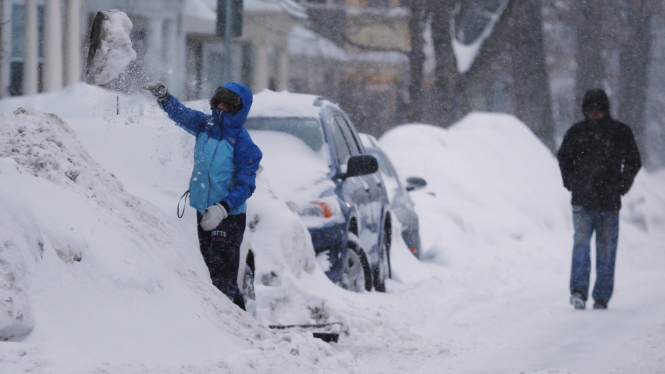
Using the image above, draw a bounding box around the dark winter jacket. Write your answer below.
[160,82,262,214]
[557,115,641,211]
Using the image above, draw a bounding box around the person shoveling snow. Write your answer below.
[84,10,136,86]
[145,81,263,311]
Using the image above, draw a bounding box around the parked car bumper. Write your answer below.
[307,222,347,283]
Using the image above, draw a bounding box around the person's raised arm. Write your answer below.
[145,81,208,136]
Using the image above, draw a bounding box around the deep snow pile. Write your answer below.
[0,107,346,373]
[246,173,347,327]
[84,10,137,85]
[380,113,571,269]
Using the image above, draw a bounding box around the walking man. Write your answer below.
[557,89,641,310]
[145,81,262,311]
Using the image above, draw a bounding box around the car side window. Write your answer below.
[372,151,395,178]
[336,116,362,155]
[329,117,352,164]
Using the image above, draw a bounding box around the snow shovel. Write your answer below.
[269,322,344,343]
[84,10,136,86]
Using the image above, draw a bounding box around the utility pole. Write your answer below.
[224,0,231,83]
[217,0,243,84]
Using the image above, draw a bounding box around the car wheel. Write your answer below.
[241,262,256,315]
[338,233,372,292]
[373,232,391,292]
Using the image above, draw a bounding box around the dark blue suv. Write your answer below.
[245,91,391,292]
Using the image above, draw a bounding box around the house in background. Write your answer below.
[1,0,410,137]
[291,0,410,135]
[288,24,347,101]
[0,0,304,100]
[0,0,85,98]
[182,0,304,100]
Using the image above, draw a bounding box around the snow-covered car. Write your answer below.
[237,233,256,313]
[244,91,392,292]
[359,133,427,258]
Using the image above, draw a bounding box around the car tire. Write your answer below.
[373,231,391,292]
[241,262,256,315]
[338,233,372,292]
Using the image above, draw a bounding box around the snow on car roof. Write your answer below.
[359,132,380,149]
[248,90,336,119]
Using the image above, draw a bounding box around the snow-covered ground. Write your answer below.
[1,85,664,373]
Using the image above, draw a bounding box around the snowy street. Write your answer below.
[1,86,664,374]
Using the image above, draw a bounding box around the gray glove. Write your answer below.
[144,81,169,103]
[200,203,229,231]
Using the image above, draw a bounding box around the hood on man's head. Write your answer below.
[210,87,243,113]
[212,82,253,129]
[582,88,610,116]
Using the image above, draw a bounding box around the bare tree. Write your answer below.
[510,0,556,150]
[429,0,459,126]
[426,0,555,148]
[574,0,605,116]
[406,0,428,123]
[617,0,652,163]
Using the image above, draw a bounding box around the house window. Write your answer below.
[9,3,45,96]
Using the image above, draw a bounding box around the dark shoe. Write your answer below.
[593,300,607,309]
[570,293,586,310]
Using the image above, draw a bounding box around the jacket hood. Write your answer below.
[582,88,610,116]
[213,82,253,128]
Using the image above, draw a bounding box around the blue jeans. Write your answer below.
[570,205,619,303]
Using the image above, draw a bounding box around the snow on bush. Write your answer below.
[84,10,137,86]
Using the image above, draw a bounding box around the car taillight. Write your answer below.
[409,247,418,254]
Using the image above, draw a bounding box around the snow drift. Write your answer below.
[0,107,342,372]
[380,113,571,266]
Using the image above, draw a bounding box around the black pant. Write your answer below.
[197,212,246,310]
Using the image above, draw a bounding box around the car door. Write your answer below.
[334,115,383,257]
[327,116,366,231]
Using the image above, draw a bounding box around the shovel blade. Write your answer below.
[84,11,109,84]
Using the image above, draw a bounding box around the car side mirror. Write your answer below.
[345,155,378,178]
[405,176,427,191]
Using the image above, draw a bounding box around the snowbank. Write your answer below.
[0,107,344,372]
[380,113,571,267]
[0,83,158,120]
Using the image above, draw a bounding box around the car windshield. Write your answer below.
[245,117,324,151]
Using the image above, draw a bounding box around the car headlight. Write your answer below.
[299,200,334,218]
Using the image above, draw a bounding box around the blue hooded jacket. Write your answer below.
[160,83,262,214]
